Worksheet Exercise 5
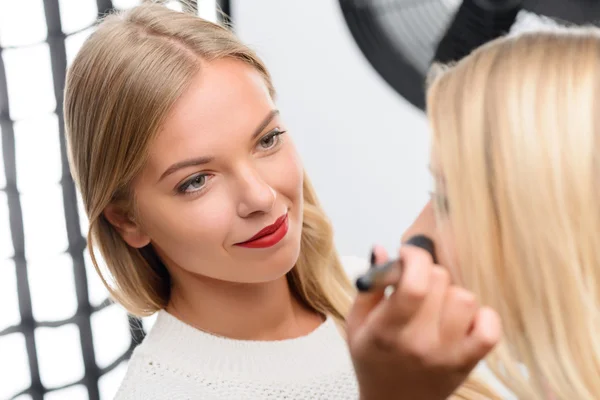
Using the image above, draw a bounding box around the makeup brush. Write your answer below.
[356,235,437,292]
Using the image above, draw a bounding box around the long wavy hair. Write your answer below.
[64,2,353,323]
[427,28,600,399]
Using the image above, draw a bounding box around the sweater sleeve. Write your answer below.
[433,0,524,64]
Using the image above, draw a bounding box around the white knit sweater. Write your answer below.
[115,257,368,400]
[115,310,358,399]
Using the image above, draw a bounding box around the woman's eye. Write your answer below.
[429,191,450,214]
[260,135,276,149]
[258,129,286,150]
[437,194,450,214]
[179,174,207,194]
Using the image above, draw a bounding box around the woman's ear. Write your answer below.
[103,204,150,248]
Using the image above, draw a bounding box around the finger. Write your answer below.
[371,244,388,265]
[347,245,391,332]
[457,306,502,370]
[382,246,434,324]
[392,266,449,364]
[362,245,402,291]
[439,287,478,345]
[406,266,450,330]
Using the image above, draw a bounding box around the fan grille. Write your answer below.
[339,0,600,110]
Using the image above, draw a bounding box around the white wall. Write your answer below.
[233,0,432,267]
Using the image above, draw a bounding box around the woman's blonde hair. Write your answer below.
[64,2,353,322]
[427,28,600,399]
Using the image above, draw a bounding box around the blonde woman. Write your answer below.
[405,28,600,400]
[64,3,501,399]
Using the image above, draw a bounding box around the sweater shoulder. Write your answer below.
[113,352,165,400]
[113,350,216,400]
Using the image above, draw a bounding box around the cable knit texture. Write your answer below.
[115,257,368,399]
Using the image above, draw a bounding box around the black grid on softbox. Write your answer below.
[0,1,229,399]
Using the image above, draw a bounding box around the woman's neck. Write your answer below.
[166,272,323,341]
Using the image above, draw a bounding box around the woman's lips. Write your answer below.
[235,213,289,249]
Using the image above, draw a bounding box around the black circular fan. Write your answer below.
[339,0,600,111]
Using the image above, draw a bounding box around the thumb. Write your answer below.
[347,245,391,332]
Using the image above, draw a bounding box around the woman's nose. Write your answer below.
[402,200,439,252]
[236,168,276,218]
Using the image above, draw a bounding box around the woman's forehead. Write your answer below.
[161,60,271,136]
[143,60,277,177]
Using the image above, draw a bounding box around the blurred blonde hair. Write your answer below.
[64,2,353,322]
[427,28,600,399]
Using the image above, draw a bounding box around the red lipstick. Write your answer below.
[235,213,289,249]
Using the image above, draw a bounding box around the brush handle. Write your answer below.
[355,235,436,292]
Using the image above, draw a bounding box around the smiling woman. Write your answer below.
[63,3,360,398]
[102,57,309,296]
